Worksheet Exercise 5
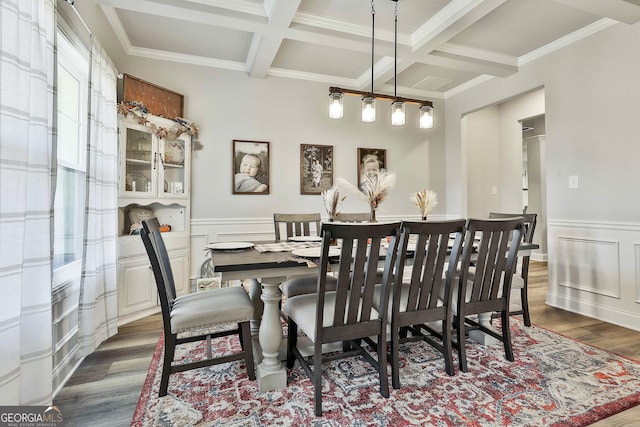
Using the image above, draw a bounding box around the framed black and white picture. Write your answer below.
[300,144,333,195]
[357,147,386,187]
[233,140,270,194]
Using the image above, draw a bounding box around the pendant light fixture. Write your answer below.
[362,0,376,123]
[328,90,343,119]
[419,104,434,129]
[328,0,434,129]
[390,0,405,126]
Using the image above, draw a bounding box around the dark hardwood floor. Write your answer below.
[53,261,640,426]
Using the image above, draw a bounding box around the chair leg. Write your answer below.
[456,315,468,373]
[159,332,176,397]
[377,333,390,398]
[521,285,531,326]
[391,325,401,389]
[501,310,514,362]
[442,316,455,376]
[286,318,297,369]
[313,343,323,416]
[240,321,256,380]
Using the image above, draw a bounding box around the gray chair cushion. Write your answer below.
[373,282,445,319]
[171,286,254,334]
[285,292,379,342]
[281,274,338,298]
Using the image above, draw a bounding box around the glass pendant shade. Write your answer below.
[391,101,405,126]
[419,105,434,129]
[361,96,376,123]
[328,92,343,119]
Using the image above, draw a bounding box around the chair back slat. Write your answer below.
[458,218,524,314]
[140,218,177,328]
[397,220,466,315]
[316,222,401,340]
[488,212,537,277]
[273,212,321,240]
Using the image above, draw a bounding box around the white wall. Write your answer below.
[446,22,640,330]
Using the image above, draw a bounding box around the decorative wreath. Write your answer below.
[117,101,203,151]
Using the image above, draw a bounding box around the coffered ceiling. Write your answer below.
[96,0,640,99]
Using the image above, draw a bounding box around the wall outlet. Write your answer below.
[491,186,498,195]
[569,175,579,189]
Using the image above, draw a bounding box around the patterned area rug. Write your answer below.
[132,321,640,426]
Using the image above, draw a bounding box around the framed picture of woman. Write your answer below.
[300,144,333,194]
[233,140,270,194]
[357,148,386,186]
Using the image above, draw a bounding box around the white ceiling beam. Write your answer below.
[373,0,507,88]
[286,28,410,58]
[248,0,301,78]
[420,52,517,78]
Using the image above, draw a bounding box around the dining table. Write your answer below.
[207,237,539,392]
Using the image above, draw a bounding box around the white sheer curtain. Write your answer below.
[77,38,118,357]
[0,0,56,404]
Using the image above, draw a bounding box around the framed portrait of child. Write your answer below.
[300,144,333,195]
[357,148,387,187]
[233,140,270,194]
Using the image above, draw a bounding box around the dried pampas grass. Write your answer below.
[410,189,438,218]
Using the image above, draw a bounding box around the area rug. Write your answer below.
[131,321,640,426]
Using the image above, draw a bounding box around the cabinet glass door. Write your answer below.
[160,137,186,197]
[125,128,153,194]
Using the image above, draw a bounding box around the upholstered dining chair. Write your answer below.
[373,219,466,388]
[275,212,338,299]
[140,218,255,397]
[453,217,524,372]
[489,212,537,326]
[285,221,401,416]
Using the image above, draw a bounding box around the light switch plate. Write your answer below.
[569,175,579,189]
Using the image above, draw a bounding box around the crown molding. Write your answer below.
[519,18,618,66]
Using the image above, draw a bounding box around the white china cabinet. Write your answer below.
[117,114,191,325]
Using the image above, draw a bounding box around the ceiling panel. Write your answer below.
[272,39,374,78]
[97,0,637,99]
[116,9,253,62]
[447,0,601,57]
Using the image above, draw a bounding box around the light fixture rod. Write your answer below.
[393,0,398,98]
[370,0,375,96]
[329,86,433,108]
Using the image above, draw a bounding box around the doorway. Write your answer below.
[462,88,547,260]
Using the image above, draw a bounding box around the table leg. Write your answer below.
[247,279,263,337]
[468,313,501,345]
[255,280,287,391]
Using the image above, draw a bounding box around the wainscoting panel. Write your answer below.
[636,244,640,304]
[556,236,620,298]
[547,220,640,332]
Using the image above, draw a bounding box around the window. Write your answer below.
[53,29,88,286]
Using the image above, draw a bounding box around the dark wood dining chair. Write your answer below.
[140,218,255,397]
[275,212,338,299]
[489,212,537,326]
[374,219,466,388]
[333,212,370,222]
[285,221,401,416]
[454,217,524,372]
[273,212,321,240]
